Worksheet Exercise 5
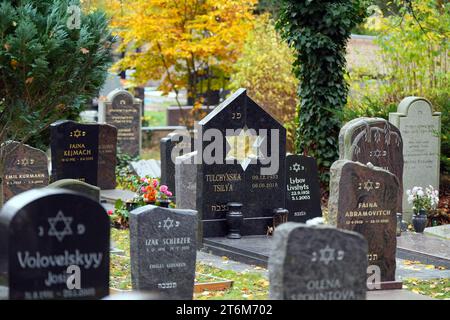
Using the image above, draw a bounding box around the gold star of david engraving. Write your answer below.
[364,180,374,192]
[225,128,264,171]
[48,211,73,242]
[20,158,29,166]
[70,129,86,138]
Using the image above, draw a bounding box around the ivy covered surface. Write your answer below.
[276,0,369,184]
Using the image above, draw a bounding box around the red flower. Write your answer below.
[107,210,113,216]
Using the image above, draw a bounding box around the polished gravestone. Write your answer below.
[285,155,322,223]
[389,97,441,221]
[98,124,117,190]
[339,117,403,214]
[99,89,142,157]
[196,89,286,237]
[269,223,367,300]
[50,121,117,189]
[160,132,192,197]
[48,179,100,202]
[0,189,109,300]
[328,160,400,288]
[1,141,49,203]
[50,120,99,186]
[130,205,197,299]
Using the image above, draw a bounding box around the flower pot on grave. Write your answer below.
[412,209,428,233]
[226,202,243,239]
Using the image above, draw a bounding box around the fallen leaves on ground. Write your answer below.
[403,278,450,299]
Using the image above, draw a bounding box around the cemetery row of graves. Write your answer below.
[0,85,447,300]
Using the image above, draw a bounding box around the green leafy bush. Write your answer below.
[276,0,370,184]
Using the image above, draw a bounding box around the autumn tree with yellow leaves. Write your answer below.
[99,0,256,109]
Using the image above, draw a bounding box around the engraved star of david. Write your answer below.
[162,217,175,231]
[20,158,29,166]
[225,127,264,171]
[292,163,302,173]
[319,245,336,265]
[48,211,73,242]
[364,180,374,192]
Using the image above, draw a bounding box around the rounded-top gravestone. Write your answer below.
[0,189,110,300]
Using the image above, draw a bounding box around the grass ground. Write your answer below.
[110,228,449,300]
[144,110,167,127]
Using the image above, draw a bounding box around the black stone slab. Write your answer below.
[0,189,110,300]
[285,155,322,222]
[50,120,99,186]
[130,205,197,300]
[197,89,286,237]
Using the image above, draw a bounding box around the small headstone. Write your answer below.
[175,152,198,211]
[48,179,100,202]
[0,189,110,300]
[98,124,118,190]
[389,97,441,221]
[160,132,192,196]
[328,160,399,284]
[339,117,403,213]
[269,222,368,300]
[285,155,322,223]
[50,120,99,186]
[130,159,161,179]
[1,141,49,203]
[99,89,142,157]
[130,205,197,300]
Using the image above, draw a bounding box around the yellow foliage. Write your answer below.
[230,15,299,152]
[95,0,256,102]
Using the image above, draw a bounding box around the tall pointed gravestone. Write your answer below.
[99,89,142,158]
[1,141,49,204]
[196,89,286,237]
[339,118,403,214]
[0,189,110,300]
[269,223,367,300]
[50,121,117,189]
[389,97,441,221]
[328,160,401,289]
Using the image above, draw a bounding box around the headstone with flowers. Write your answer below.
[406,185,439,233]
[109,177,175,229]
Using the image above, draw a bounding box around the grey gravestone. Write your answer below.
[1,141,49,203]
[328,160,400,286]
[160,132,192,196]
[175,152,198,211]
[130,205,197,300]
[0,189,110,300]
[269,222,367,300]
[130,159,161,179]
[99,89,142,157]
[196,89,286,237]
[389,97,441,221]
[48,179,100,202]
[339,117,403,214]
[285,155,322,223]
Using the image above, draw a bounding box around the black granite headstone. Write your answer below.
[130,205,197,299]
[197,89,286,237]
[0,189,110,300]
[160,132,192,197]
[269,223,368,300]
[50,120,99,186]
[285,155,322,223]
